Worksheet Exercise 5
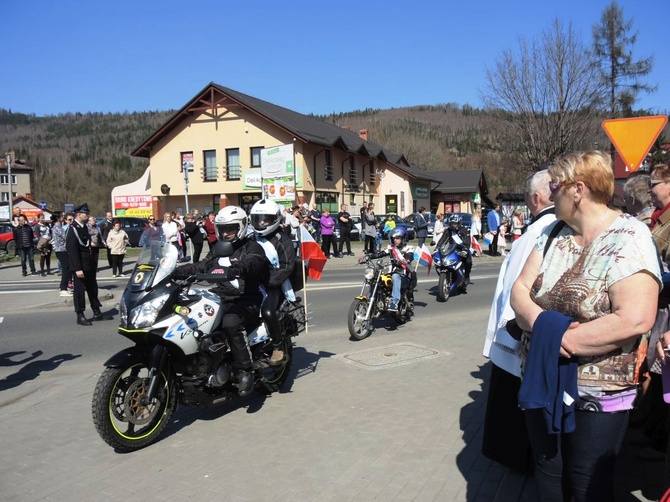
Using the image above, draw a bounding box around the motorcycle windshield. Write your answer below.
[438,241,458,257]
[130,241,179,290]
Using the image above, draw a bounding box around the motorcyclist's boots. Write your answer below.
[269,345,286,366]
[236,370,254,397]
[464,275,472,285]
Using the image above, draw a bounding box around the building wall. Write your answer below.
[146,102,423,217]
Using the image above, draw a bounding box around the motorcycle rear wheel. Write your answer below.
[92,363,176,452]
[437,272,451,303]
[348,298,373,340]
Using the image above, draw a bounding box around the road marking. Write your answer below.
[0,290,52,294]
[307,273,500,291]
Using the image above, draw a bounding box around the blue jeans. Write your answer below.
[391,273,408,306]
[525,408,628,501]
[17,246,36,274]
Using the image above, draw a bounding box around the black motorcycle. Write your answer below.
[347,253,414,340]
[91,241,305,451]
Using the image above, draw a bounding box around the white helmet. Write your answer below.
[215,206,248,243]
[250,199,282,236]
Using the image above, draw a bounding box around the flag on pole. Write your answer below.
[300,225,327,280]
[413,243,433,275]
[471,235,482,255]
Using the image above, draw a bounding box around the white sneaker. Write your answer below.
[60,290,73,297]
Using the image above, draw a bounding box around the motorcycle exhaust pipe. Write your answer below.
[208,363,231,387]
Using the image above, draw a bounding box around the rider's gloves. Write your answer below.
[210,267,239,280]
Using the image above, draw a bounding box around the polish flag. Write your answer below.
[300,226,327,280]
[413,243,433,275]
[471,235,482,255]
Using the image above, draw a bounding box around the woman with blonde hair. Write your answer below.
[512,209,523,240]
[511,150,661,500]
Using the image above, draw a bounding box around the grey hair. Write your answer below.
[623,174,651,206]
[525,170,551,199]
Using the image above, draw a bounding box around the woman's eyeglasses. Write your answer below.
[549,181,563,194]
[650,179,665,187]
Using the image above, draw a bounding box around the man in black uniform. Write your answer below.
[175,206,270,396]
[337,203,353,256]
[438,213,473,290]
[66,204,113,326]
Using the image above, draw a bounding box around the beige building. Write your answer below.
[0,156,32,204]
[132,83,436,217]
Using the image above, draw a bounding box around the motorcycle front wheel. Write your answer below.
[437,272,451,303]
[92,363,176,452]
[348,298,373,340]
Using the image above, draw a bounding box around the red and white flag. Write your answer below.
[413,243,433,275]
[471,235,482,255]
[300,226,327,280]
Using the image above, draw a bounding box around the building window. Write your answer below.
[368,160,376,186]
[251,147,263,167]
[1,175,17,185]
[2,192,17,201]
[204,150,217,181]
[226,148,241,180]
[324,150,333,181]
[348,157,357,184]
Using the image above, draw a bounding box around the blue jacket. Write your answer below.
[518,310,579,435]
[487,210,500,233]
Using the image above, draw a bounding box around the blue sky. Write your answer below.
[2,0,667,117]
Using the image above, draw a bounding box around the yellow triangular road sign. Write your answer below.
[602,116,668,172]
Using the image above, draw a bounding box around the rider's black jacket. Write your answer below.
[437,226,469,251]
[255,229,296,289]
[175,237,270,299]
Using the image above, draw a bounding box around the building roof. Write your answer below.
[427,169,488,195]
[131,82,435,183]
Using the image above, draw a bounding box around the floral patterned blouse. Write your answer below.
[527,214,661,393]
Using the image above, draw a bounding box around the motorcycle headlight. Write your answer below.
[128,293,171,328]
[445,256,460,267]
[364,266,375,280]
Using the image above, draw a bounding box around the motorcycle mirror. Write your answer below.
[213,241,234,258]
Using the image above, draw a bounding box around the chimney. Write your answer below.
[359,129,368,141]
[342,126,351,131]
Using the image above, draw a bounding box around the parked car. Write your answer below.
[333,220,361,241]
[374,214,416,240]
[403,213,436,238]
[96,217,149,247]
[0,223,16,254]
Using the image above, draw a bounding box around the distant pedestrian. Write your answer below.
[35,213,53,276]
[106,220,129,277]
[204,211,217,252]
[99,211,114,268]
[139,215,163,246]
[363,204,378,254]
[87,216,105,271]
[512,210,523,240]
[309,203,322,243]
[66,203,113,326]
[413,207,429,248]
[337,203,353,256]
[52,213,73,296]
[319,208,337,258]
[183,213,205,262]
[13,214,37,277]
[487,204,501,256]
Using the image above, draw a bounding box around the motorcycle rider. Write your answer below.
[249,199,296,366]
[174,206,269,397]
[364,226,415,312]
[439,213,472,289]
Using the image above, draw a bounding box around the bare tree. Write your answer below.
[593,1,655,117]
[481,19,605,169]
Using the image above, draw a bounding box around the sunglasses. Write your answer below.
[148,218,155,221]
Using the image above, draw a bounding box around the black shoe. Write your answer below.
[464,276,472,285]
[92,310,113,321]
[236,370,254,397]
[77,314,92,326]
[22,271,27,277]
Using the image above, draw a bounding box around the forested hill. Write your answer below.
[0,104,610,215]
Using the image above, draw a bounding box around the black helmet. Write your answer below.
[448,214,462,231]
[389,226,408,244]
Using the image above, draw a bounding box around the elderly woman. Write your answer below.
[510,151,661,500]
[649,164,670,262]
[623,173,653,226]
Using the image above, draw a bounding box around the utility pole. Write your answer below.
[182,160,190,215]
[4,150,14,221]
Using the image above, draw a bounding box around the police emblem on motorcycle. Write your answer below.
[204,305,214,316]
[134,272,144,283]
